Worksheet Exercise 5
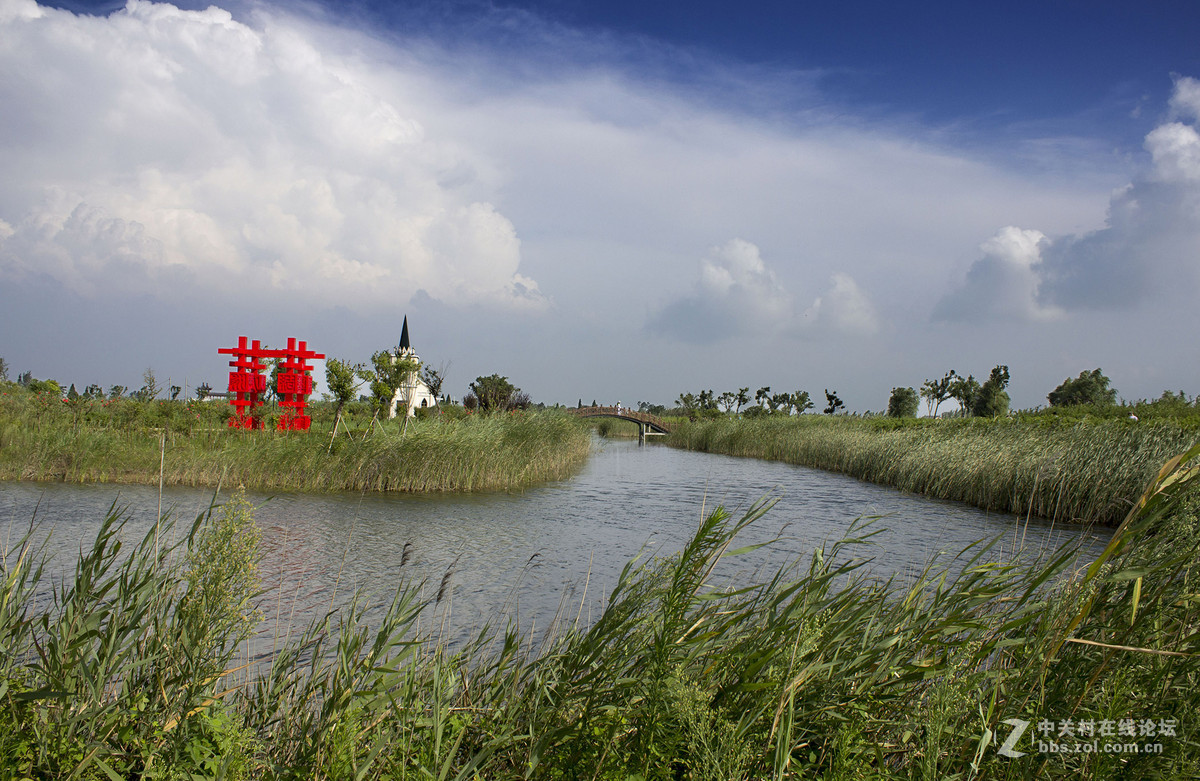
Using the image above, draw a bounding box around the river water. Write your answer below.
[0,436,1109,652]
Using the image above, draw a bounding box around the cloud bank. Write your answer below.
[938,76,1200,320]
[647,239,877,342]
[0,0,545,310]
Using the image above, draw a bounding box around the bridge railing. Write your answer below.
[568,406,671,433]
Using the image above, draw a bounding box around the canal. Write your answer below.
[0,436,1108,652]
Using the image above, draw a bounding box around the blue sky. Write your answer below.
[3,0,1200,411]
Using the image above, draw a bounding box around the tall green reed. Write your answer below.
[0,401,591,494]
[667,415,1196,525]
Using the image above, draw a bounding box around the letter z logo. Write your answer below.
[998,718,1030,758]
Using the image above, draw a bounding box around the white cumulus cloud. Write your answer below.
[0,0,545,310]
[937,75,1200,319]
[801,272,880,334]
[648,238,878,341]
[647,239,791,342]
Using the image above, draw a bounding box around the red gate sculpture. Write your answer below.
[218,336,325,430]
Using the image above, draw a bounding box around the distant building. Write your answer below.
[389,316,438,418]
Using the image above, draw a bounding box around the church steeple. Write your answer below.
[398,316,411,351]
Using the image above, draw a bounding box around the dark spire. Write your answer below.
[399,316,411,351]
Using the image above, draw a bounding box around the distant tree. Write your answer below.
[325,358,364,421]
[887,386,920,418]
[169,385,181,400]
[18,371,32,387]
[755,386,771,408]
[195,382,213,401]
[770,391,794,415]
[578,398,583,409]
[0,356,7,382]
[948,374,980,416]
[67,383,79,401]
[920,370,957,417]
[972,365,1011,418]
[108,385,127,399]
[717,391,737,413]
[421,363,448,399]
[591,399,597,407]
[358,349,420,419]
[1048,368,1118,407]
[463,393,479,411]
[735,387,750,413]
[823,389,844,415]
[470,374,520,413]
[28,378,62,396]
[134,368,161,402]
[84,384,104,400]
[676,392,698,414]
[792,390,814,414]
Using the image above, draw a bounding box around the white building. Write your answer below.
[389,316,439,418]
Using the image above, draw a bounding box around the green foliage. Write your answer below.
[0,355,7,382]
[132,366,161,402]
[1049,367,1118,407]
[359,349,419,417]
[181,489,262,670]
[0,385,590,492]
[920,370,957,417]
[948,372,980,415]
[470,373,528,412]
[823,388,844,415]
[3,448,1200,777]
[638,400,667,416]
[421,364,446,399]
[972,364,1011,418]
[324,356,363,418]
[886,386,919,418]
[666,412,1200,526]
[26,378,62,396]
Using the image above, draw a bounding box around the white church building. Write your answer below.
[388,316,439,419]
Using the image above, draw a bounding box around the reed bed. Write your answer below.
[0,394,591,493]
[2,446,1198,779]
[590,417,642,438]
[666,415,1198,526]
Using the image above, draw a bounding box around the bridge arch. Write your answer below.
[568,406,671,443]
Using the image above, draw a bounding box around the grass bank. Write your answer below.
[665,415,1199,526]
[0,388,591,493]
[3,448,1198,779]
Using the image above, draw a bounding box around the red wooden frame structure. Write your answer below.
[218,336,325,430]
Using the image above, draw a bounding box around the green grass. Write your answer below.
[0,387,591,493]
[2,445,1198,779]
[665,414,1199,526]
[589,417,641,438]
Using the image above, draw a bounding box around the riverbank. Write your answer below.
[0,391,591,492]
[3,446,1197,779]
[664,415,1199,526]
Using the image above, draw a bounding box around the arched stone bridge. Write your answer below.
[569,406,672,443]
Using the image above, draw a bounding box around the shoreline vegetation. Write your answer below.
[0,389,591,493]
[661,415,1200,527]
[2,447,1197,778]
